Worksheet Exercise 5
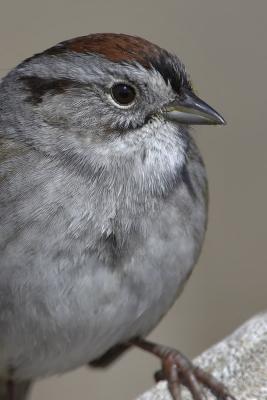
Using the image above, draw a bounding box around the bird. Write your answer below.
[0,33,234,400]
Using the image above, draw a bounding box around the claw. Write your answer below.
[154,369,165,382]
[194,365,236,400]
[130,338,235,400]
[165,363,181,400]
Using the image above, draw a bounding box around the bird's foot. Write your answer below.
[7,379,14,400]
[131,338,236,400]
[6,368,15,400]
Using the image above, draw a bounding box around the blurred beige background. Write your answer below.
[0,0,266,399]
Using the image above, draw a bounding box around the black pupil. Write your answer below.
[111,83,136,105]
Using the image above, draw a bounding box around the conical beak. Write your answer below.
[165,89,226,125]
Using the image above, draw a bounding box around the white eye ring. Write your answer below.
[108,82,137,109]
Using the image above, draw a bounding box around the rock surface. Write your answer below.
[136,312,267,400]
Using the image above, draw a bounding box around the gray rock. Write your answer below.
[137,312,267,400]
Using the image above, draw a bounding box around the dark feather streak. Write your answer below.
[20,76,78,105]
[181,163,197,200]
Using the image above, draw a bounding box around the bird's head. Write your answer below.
[0,33,225,170]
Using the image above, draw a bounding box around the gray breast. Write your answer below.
[0,134,207,379]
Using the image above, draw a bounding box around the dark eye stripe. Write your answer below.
[20,76,79,105]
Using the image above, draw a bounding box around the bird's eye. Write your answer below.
[110,83,136,106]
